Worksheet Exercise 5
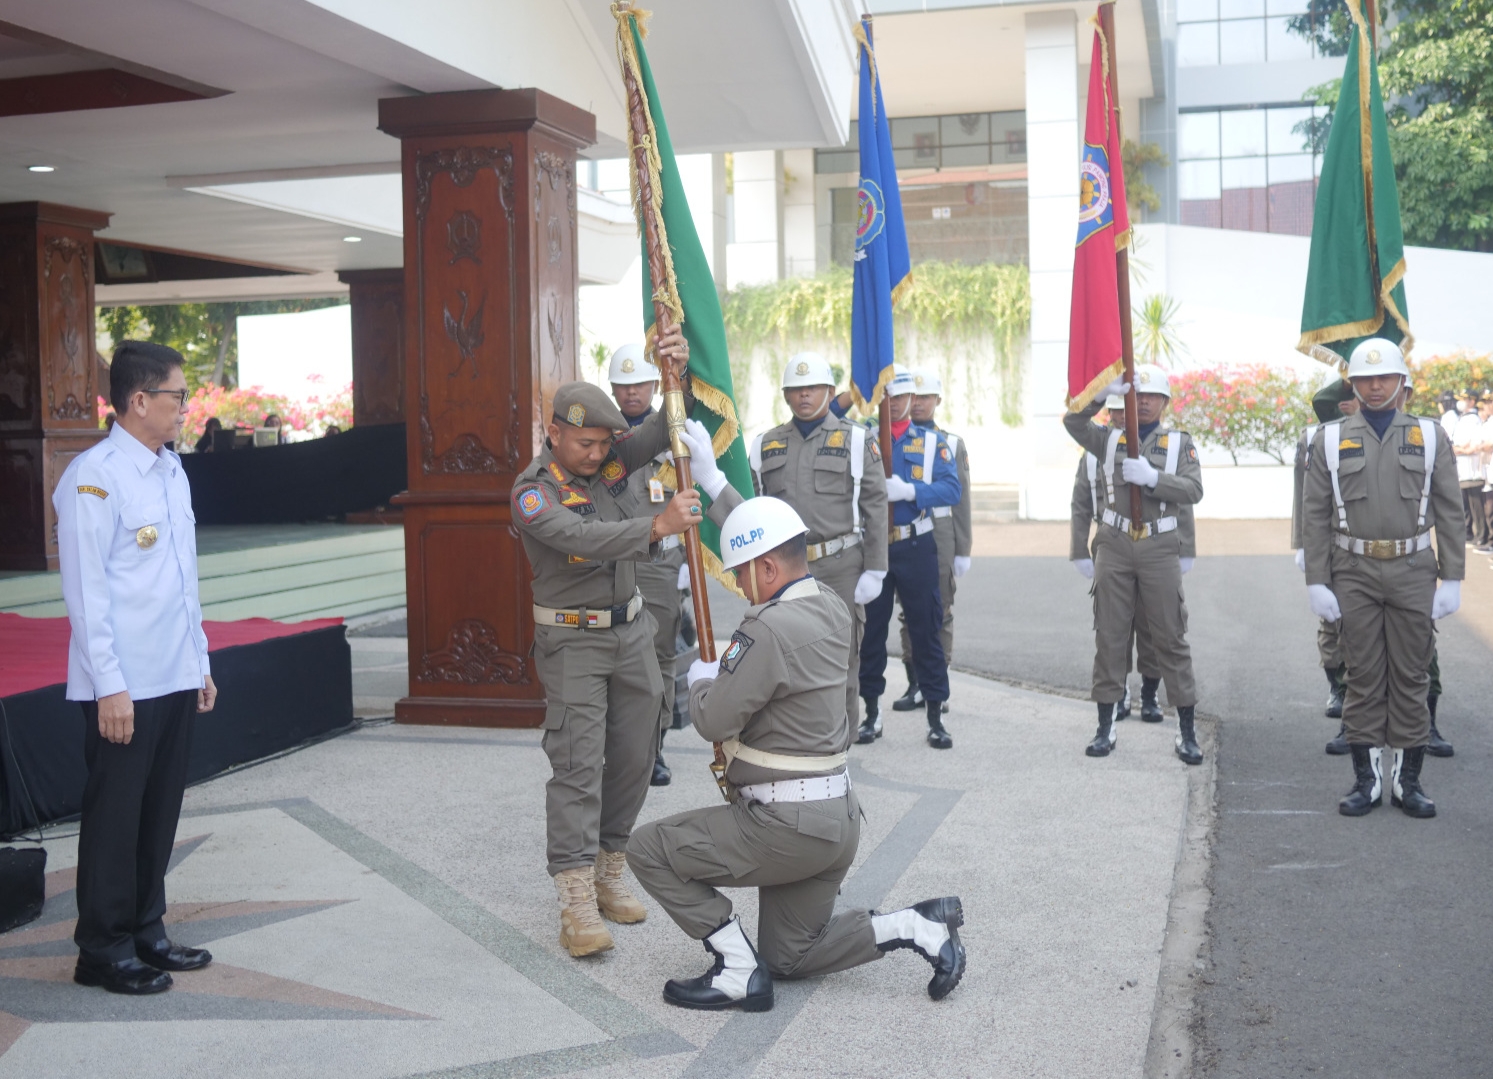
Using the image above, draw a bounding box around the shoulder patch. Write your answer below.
[515,484,549,521]
[77,485,109,499]
[939,445,951,462]
[719,630,754,674]
[869,439,881,460]
[1187,445,1197,462]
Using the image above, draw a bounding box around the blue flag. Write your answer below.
[850,19,910,412]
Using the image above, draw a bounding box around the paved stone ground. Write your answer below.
[2,669,1203,1079]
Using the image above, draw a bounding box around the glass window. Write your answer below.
[1220,109,1267,157]
[940,113,987,146]
[1177,22,1219,66]
[1220,0,1265,16]
[814,150,859,175]
[1268,154,1315,183]
[991,112,1026,160]
[1178,112,1222,159]
[1266,106,1315,154]
[941,144,991,168]
[1221,157,1268,189]
[1177,0,1218,20]
[889,115,938,149]
[1265,15,1313,60]
[1219,19,1266,64]
[1265,0,1307,13]
[1179,160,1222,200]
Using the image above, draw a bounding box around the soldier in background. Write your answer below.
[608,343,687,787]
[891,370,972,716]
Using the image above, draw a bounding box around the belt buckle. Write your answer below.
[1128,523,1149,542]
[1365,539,1396,559]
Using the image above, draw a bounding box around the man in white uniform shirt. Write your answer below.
[54,341,218,995]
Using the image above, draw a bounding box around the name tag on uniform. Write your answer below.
[648,477,665,503]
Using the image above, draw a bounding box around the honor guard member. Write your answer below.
[747,352,889,734]
[858,368,962,748]
[1302,338,1464,818]
[626,491,967,1012]
[512,339,702,959]
[54,342,218,995]
[891,369,972,715]
[1064,364,1205,765]
[1294,379,1357,751]
[608,342,687,788]
[1071,393,1197,724]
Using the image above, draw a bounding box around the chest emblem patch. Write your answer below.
[1407,426,1425,447]
[515,485,549,520]
[825,430,846,448]
[135,525,158,550]
[911,465,924,480]
[905,438,924,452]
[601,459,626,483]
[1339,438,1362,451]
[559,485,591,507]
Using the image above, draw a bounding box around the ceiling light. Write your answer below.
[343,235,362,243]
[28,165,54,173]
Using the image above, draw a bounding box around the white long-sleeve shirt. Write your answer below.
[53,423,210,701]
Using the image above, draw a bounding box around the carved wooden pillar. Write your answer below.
[379,88,595,727]
[0,202,111,571]
[337,268,405,427]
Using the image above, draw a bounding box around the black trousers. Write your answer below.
[74,690,197,963]
[859,534,949,703]
[1463,485,1490,546]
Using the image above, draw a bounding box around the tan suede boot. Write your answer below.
[594,850,648,923]
[554,867,615,957]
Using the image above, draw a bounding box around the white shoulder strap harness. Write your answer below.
[1101,428,1182,513]
[849,425,865,533]
[749,432,764,494]
[1085,452,1101,518]
[921,429,936,479]
[1322,418,1437,532]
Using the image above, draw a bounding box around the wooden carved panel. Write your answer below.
[41,232,95,426]
[344,270,405,427]
[532,139,581,461]
[0,226,37,430]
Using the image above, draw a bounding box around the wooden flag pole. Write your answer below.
[1098,1,1145,533]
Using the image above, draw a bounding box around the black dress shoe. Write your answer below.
[75,955,173,994]
[926,700,952,749]
[1140,677,1164,723]
[874,896,966,1001]
[651,753,672,786]
[136,939,212,972]
[1086,703,1116,757]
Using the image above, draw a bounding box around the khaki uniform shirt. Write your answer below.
[753,414,889,573]
[1302,411,1466,585]
[930,423,973,558]
[1290,425,1314,551]
[689,577,854,788]
[1063,400,1204,529]
[619,415,686,574]
[511,415,672,610]
[1071,442,1196,560]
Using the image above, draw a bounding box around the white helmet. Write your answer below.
[1346,337,1410,380]
[1133,364,1172,399]
[608,343,660,386]
[720,496,810,570]
[782,352,835,389]
[911,369,943,396]
[887,366,917,397]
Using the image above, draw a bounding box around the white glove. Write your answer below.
[1432,579,1462,620]
[1121,455,1161,488]
[1103,378,1131,399]
[677,563,691,591]
[679,419,727,498]
[853,569,886,605]
[1294,548,1306,573]
[884,475,917,502]
[1180,557,1194,575]
[1073,558,1094,580]
[953,555,971,579]
[687,657,719,687]
[1307,583,1341,622]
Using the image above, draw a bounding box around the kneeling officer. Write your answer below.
[627,481,967,1013]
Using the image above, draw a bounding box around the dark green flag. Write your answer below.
[1298,0,1413,364]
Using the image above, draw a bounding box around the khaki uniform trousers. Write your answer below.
[627,791,882,978]
[533,614,665,876]
[1129,582,1160,679]
[809,547,866,726]
[636,562,683,727]
[1091,528,1196,707]
[900,515,956,663]
[1331,546,1436,748]
[1317,617,1344,670]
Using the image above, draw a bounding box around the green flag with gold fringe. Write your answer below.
[1298,0,1413,366]
[613,4,753,588]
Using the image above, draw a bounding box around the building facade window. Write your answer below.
[1177,104,1326,234]
[1177,0,1335,67]
[817,110,1028,267]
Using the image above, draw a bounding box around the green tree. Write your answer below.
[1121,139,1170,218]
[97,298,346,391]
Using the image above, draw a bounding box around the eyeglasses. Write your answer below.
[143,388,190,407]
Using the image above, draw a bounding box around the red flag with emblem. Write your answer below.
[1066,13,1131,411]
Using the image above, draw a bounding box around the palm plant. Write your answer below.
[1133,293,1184,366]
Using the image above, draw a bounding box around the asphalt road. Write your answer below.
[926,524,1493,1079]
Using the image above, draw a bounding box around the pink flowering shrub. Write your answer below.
[99,381,354,440]
[1168,365,1315,464]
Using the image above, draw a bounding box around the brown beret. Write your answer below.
[552,382,627,431]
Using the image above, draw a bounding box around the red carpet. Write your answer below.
[0,613,342,698]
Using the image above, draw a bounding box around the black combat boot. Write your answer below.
[892,662,923,711]
[1324,666,1345,719]
[872,896,967,1000]
[651,752,672,786]
[1085,703,1117,757]
[1325,723,1350,755]
[856,697,883,744]
[662,917,774,1012]
[1175,705,1203,765]
[1140,676,1164,723]
[1391,746,1437,818]
[1338,745,1382,816]
[1426,694,1454,757]
[1114,682,1132,722]
[926,698,952,749]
